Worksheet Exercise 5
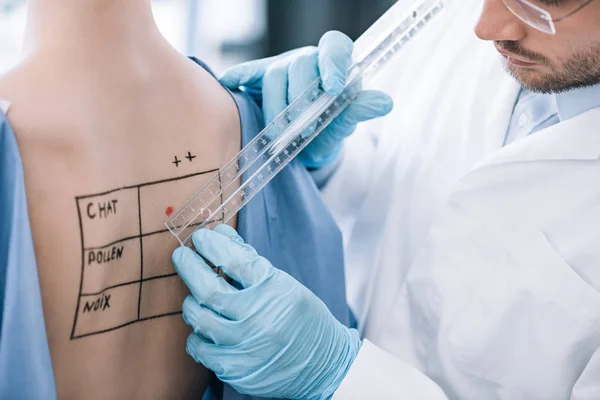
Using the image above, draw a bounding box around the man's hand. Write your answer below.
[220,31,394,169]
[172,225,361,400]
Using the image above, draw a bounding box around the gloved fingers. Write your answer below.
[327,90,394,140]
[262,57,291,124]
[186,333,225,374]
[297,90,393,169]
[219,58,270,90]
[182,295,243,346]
[218,48,298,90]
[318,31,354,96]
[186,332,243,378]
[344,90,394,124]
[213,224,245,244]
[192,228,273,288]
[172,246,239,317]
[299,142,344,170]
[287,48,319,104]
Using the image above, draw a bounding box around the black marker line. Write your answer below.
[81,222,205,252]
[71,311,182,340]
[141,272,179,283]
[75,169,219,200]
[81,280,140,297]
[82,217,210,255]
[185,152,197,162]
[70,200,86,340]
[136,169,218,189]
[137,187,143,320]
[80,273,179,297]
[83,233,145,251]
[139,312,182,324]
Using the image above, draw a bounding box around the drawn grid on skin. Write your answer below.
[137,187,143,319]
[70,169,221,340]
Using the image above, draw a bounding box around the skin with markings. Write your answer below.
[0,0,240,398]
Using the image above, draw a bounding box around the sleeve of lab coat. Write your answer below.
[319,55,405,230]
[319,123,381,230]
[571,346,600,400]
[333,340,449,400]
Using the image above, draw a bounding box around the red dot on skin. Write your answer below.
[165,206,174,217]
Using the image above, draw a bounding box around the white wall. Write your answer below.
[0,2,26,74]
[0,0,266,75]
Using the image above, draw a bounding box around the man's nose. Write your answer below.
[475,0,527,41]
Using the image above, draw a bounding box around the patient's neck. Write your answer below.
[24,0,172,64]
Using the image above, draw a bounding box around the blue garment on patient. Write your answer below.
[0,104,57,399]
[0,58,350,400]
[191,59,351,400]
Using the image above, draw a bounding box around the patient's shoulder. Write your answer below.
[0,60,71,137]
[186,56,265,144]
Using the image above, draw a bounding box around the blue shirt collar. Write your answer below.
[555,83,600,122]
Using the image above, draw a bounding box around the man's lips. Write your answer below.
[496,49,538,67]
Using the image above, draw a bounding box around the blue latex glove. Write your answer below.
[172,225,361,400]
[220,31,394,169]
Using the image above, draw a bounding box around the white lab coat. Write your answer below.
[325,1,600,399]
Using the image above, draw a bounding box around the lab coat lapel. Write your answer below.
[477,107,600,168]
[481,68,521,155]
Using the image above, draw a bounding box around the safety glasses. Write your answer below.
[502,0,595,35]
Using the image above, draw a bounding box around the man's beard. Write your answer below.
[497,40,600,94]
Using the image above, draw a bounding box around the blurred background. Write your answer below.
[0,0,397,74]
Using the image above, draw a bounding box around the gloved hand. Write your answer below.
[220,31,394,169]
[172,225,362,400]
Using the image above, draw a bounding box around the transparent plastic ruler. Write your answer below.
[167,0,445,246]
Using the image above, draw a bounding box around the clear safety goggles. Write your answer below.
[502,0,595,35]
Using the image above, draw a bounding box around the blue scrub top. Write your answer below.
[0,58,350,400]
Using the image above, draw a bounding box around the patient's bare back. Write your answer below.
[0,53,240,399]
